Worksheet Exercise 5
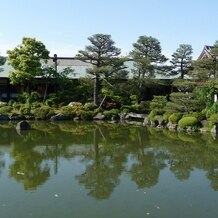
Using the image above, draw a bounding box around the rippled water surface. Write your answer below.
[0,121,218,218]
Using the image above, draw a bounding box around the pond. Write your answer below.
[0,121,218,218]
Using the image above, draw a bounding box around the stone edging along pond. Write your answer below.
[1,112,218,135]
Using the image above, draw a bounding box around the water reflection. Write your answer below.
[0,121,218,198]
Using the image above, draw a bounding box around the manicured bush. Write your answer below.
[60,105,76,118]
[178,117,199,129]
[169,113,183,124]
[19,104,31,115]
[80,110,96,120]
[68,102,84,114]
[208,114,218,127]
[163,112,172,123]
[148,110,157,121]
[205,102,218,117]
[84,103,97,111]
[150,96,167,114]
[0,106,12,115]
[138,101,150,113]
[183,112,206,121]
[103,109,120,119]
[33,106,53,120]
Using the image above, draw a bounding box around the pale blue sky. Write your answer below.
[0,0,218,59]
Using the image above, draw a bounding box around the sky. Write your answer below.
[0,0,218,60]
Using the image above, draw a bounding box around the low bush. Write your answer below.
[68,102,84,114]
[103,109,120,119]
[84,102,97,111]
[60,105,76,118]
[178,117,199,129]
[0,106,12,115]
[169,113,183,124]
[163,112,172,123]
[80,110,96,120]
[208,114,218,127]
[33,106,53,120]
[148,110,157,121]
[183,111,206,121]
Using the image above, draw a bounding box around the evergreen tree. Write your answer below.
[170,44,193,79]
[77,33,127,106]
[130,35,167,81]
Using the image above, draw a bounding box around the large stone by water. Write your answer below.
[211,124,218,134]
[0,115,9,120]
[51,113,69,121]
[16,121,31,131]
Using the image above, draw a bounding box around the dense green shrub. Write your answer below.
[183,111,206,121]
[45,93,59,107]
[0,106,12,115]
[80,110,96,120]
[121,105,139,113]
[208,114,218,127]
[68,102,84,114]
[60,105,76,118]
[33,106,53,120]
[84,102,97,111]
[205,102,218,117]
[138,101,150,113]
[19,104,31,115]
[150,96,167,114]
[163,112,172,123]
[103,109,120,119]
[148,110,157,121]
[178,117,199,129]
[169,113,183,124]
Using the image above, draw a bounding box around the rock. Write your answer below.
[201,120,208,127]
[9,114,26,121]
[167,122,177,130]
[93,113,105,120]
[16,121,31,131]
[50,113,69,121]
[0,114,9,120]
[125,112,147,120]
[211,124,218,134]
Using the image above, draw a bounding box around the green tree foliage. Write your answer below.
[0,55,6,72]
[130,35,167,80]
[170,44,193,79]
[7,37,49,91]
[150,95,168,114]
[191,58,217,80]
[172,79,197,92]
[166,92,199,113]
[77,33,127,106]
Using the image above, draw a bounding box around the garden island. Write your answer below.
[0,34,218,134]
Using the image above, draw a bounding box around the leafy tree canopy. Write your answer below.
[7,37,49,86]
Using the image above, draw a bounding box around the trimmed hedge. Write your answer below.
[169,113,183,124]
[178,116,199,129]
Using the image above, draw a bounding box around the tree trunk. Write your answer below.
[180,63,184,79]
[94,74,100,106]
[43,83,49,103]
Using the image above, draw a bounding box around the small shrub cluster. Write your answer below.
[178,117,199,129]
[103,109,120,119]
[169,113,183,124]
[33,106,55,120]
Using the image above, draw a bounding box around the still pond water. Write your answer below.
[0,121,218,218]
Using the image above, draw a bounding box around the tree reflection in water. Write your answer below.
[1,121,218,197]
